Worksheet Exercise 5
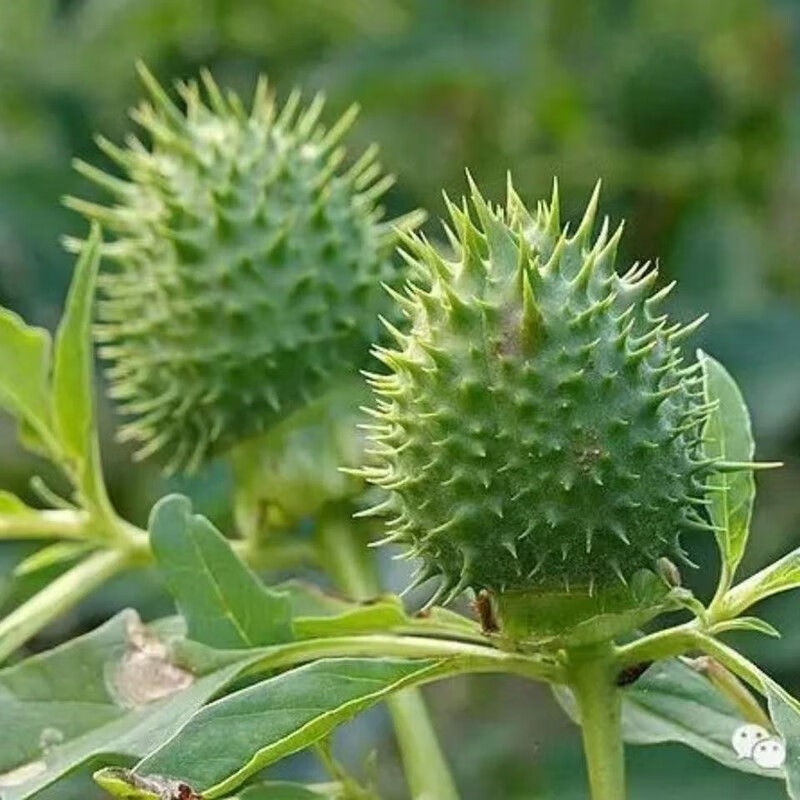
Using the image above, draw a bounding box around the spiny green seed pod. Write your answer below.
[66,64,423,472]
[359,176,716,622]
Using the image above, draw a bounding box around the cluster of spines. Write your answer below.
[65,63,423,472]
[357,175,723,607]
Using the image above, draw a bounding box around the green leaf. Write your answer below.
[137,658,444,798]
[624,659,782,778]
[0,307,52,451]
[0,610,254,800]
[555,659,780,780]
[149,495,293,649]
[767,685,800,798]
[699,350,756,589]
[51,224,107,508]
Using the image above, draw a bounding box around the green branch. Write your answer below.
[613,621,699,670]
[242,633,562,684]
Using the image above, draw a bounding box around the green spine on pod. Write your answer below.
[358,175,717,632]
[66,63,423,472]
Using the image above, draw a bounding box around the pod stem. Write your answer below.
[316,504,461,800]
[566,641,627,800]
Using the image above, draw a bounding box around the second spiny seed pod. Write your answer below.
[359,176,717,643]
[67,64,422,472]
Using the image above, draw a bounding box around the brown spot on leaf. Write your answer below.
[109,614,194,708]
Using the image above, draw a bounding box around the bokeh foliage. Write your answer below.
[0,0,798,797]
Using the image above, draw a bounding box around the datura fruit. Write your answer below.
[359,176,717,643]
[67,64,422,472]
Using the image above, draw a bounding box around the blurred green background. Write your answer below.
[1,0,799,797]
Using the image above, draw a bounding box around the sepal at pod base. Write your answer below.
[358,175,721,645]
[66,64,423,472]
[232,381,369,537]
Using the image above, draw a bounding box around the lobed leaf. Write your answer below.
[149,495,293,649]
[137,658,445,798]
[699,350,756,590]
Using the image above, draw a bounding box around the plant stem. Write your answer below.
[378,684,457,798]
[317,506,461,800]
[566,642,626,800]
[0,548,132,662]
[243,633,562,683]
[613,620,698,669]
